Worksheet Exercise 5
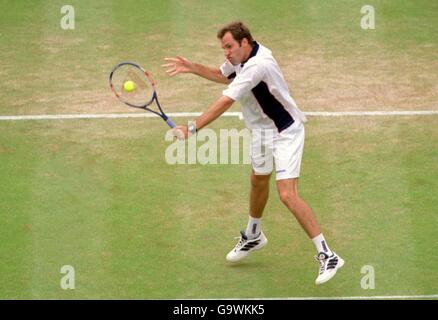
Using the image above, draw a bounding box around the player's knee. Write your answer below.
[251,173,270,189]
[278,190,299,205]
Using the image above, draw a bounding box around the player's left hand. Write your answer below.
[162,56,193,76]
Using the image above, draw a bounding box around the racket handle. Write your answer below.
[166,118,176,128]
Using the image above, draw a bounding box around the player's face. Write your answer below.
[221,32,250,66]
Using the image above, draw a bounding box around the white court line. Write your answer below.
[263,294,438,300]
[0,110,438,121]
[2,109,437,301]
[0,112,234,121]
[306,110,438,117]
[200,294,438,300]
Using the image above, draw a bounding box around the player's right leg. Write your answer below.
[226,230,268,262]
[227,129,275,263]
[226,171,271,262]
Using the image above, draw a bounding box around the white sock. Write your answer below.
[312,233,333,256]
[245,216,261,240]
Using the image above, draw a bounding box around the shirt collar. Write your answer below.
[241,41,259,67]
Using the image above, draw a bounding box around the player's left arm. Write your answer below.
[174,95,234,139]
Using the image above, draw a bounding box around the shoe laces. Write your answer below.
[233,231,248,250]
[315,252,330,274]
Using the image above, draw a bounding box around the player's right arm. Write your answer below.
[162,56,231,84]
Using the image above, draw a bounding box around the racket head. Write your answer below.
[109,61,156,108]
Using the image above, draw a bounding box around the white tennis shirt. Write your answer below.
[220,42,307,132]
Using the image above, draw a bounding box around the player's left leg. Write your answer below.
[276,178,320,238]
[273,121,344,285]
[276,178,344,285]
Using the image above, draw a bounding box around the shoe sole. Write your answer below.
[226,238,268,263]
[315,257,345,285]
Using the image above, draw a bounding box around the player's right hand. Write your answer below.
[162,56,193,76]
[172,125,188,140]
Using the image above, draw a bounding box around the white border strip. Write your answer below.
[0,111,438,121]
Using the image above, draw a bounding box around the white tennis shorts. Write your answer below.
[250,121,305,180]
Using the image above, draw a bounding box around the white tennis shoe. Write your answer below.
[315,252,345,285]
[226,231,268,263]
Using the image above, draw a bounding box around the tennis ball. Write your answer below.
[123,80,136,92]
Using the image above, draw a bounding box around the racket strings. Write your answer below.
[111,65,154,107]
[127,69,147,89]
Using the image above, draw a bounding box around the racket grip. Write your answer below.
[166,118,176,128]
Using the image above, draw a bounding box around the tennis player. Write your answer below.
[162,21,344,285]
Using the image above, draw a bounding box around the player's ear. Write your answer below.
[241,38,249,47]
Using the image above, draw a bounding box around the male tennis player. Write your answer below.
[162,21,344,285]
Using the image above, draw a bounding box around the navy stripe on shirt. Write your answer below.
[251,81,294,132]
[227,72,236,79]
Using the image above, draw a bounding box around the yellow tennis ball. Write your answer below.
[123,80,135,92]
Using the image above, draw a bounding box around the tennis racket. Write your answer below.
[109,61,176,128]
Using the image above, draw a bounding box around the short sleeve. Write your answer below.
[222,62,265,101]
[219,60,236,79]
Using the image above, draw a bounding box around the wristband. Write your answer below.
[188,121,197,136]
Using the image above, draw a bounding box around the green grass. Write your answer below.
[1,117,438,299]
[0,0,437,114]
[0,0,438,299]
